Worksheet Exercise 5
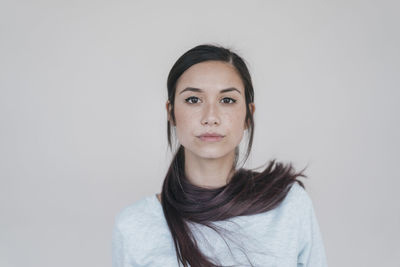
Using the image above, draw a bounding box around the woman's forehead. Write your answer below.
[176,61,244,94]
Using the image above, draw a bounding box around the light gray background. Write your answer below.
[1,1,399,266]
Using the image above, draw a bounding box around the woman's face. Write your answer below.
[167,60,254,160]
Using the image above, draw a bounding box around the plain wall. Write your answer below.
[1,0,399,266]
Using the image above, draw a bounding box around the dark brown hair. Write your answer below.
[160,43,307,267]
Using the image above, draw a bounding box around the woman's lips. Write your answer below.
[198,135,224,142]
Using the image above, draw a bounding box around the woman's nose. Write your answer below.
[201,103,220,125]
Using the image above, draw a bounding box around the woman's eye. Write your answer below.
[185,96,200,104]
[184,96,236,104]
[221,97,236,104]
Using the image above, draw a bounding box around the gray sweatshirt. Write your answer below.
[112,182,328,267]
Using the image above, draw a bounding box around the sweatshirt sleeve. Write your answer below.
[297,192,328,267]
[112,220,131,267]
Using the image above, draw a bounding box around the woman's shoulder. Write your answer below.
[113,194,162,232]
[112,195,176,264]
[277,181,314,217]
[285,181,312,205]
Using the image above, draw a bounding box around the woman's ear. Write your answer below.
[166,100,174,126]
[249,102,255,116]
[244,102,255,129]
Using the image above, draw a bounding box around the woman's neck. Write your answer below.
[183,148,236,189]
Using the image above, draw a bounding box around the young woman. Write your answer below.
[112,44,328,267]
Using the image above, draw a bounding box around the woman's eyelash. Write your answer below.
[184,96,237,104]
[184,96,200,104]
[221,97,237,104]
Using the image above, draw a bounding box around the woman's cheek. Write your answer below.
[175,114,195,144]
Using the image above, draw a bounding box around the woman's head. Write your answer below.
[166,44,255,166]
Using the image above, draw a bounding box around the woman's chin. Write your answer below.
[194,149,234,160]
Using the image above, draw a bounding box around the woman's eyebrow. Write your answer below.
[179,87,241,95]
